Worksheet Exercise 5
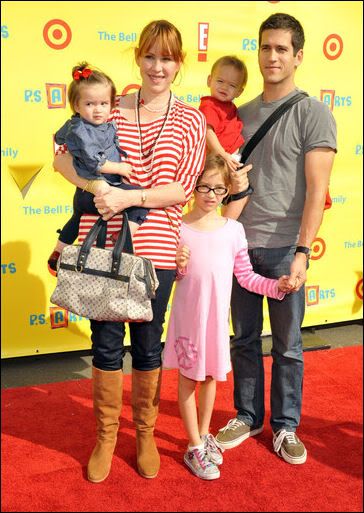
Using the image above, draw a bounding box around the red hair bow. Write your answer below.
[73,68,93,80]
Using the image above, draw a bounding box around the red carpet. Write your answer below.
[1,346,363,512]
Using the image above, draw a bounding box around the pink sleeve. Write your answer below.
[233,242,285,300]
[175,110,206,202]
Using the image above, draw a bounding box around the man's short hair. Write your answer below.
[259,13,305,55]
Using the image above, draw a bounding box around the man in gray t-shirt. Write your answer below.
[238,91,336,248]
[215,13,337,465]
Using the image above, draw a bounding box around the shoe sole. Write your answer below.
[138,470,159,479]
[215,426,264,450]
[183,456,220,480]
[280,447,307,465]
[87,469,110,483]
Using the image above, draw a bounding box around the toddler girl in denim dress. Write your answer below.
[48,62,148,275]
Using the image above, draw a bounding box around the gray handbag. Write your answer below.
[50,213,159,322]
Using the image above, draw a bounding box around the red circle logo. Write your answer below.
[311,237,326,260]
[323,34,343,60]
[43,19,72,50]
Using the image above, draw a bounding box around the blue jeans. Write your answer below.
[90,269,175,371]
[230,246,306,433]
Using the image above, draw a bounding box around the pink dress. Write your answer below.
[163,219,284,381]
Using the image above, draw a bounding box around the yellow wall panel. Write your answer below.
[1,1,362,357]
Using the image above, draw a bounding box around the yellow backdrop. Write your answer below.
[1,1,362,357]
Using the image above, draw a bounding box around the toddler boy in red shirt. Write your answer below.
[199,56,248,173]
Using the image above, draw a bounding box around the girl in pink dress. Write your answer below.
[163,154,293,480]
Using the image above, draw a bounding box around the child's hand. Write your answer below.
[277,275,294,293]
[176,245,190,269]
[223,152,240,173]
[117,162,133,180]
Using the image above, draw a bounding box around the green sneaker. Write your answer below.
[215,418,263,450]
[273,429,307,464]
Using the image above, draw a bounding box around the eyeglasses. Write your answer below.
[195,185,228,196]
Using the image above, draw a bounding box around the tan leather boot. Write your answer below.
[132,368,162,479]
[87,367,123,483]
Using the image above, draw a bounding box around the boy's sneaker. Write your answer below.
[273,429,307,465]
[184,446,220,480]
[215,418,263,450]
[47,251,60,277]
[201,434,224,465]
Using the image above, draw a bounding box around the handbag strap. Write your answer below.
[96,221,107,248]
[111,212,133,274]
[76,212,133,276]
[239,92,308,164]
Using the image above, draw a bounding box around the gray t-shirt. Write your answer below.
[237,89,337,248]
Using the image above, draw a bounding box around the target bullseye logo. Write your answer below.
[43,19,72,50]
[311,237,326,260]
[323,34,343,60]
[356,278,363,300]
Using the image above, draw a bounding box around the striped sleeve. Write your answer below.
[233,225,285,300]
[175,109,206,202]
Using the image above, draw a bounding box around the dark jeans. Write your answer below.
[90,269,175,371]
[58,185,148,245]
[230,246,307,433]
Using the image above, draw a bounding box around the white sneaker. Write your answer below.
[184,446,220,480]
[201,433,224,465]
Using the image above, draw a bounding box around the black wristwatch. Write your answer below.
[222,185,254,205]
[294,246,311,259]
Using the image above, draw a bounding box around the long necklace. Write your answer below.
[139,97,170,113]
[135,89,172,160]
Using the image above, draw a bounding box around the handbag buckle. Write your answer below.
[75,264,84,273]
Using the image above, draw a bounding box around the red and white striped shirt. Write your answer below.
[56,96,206,269]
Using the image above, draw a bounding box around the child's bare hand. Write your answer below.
[176,245,190,269]
[223,152,240,173]
[117,162,133,179]
[277,275,294,293]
